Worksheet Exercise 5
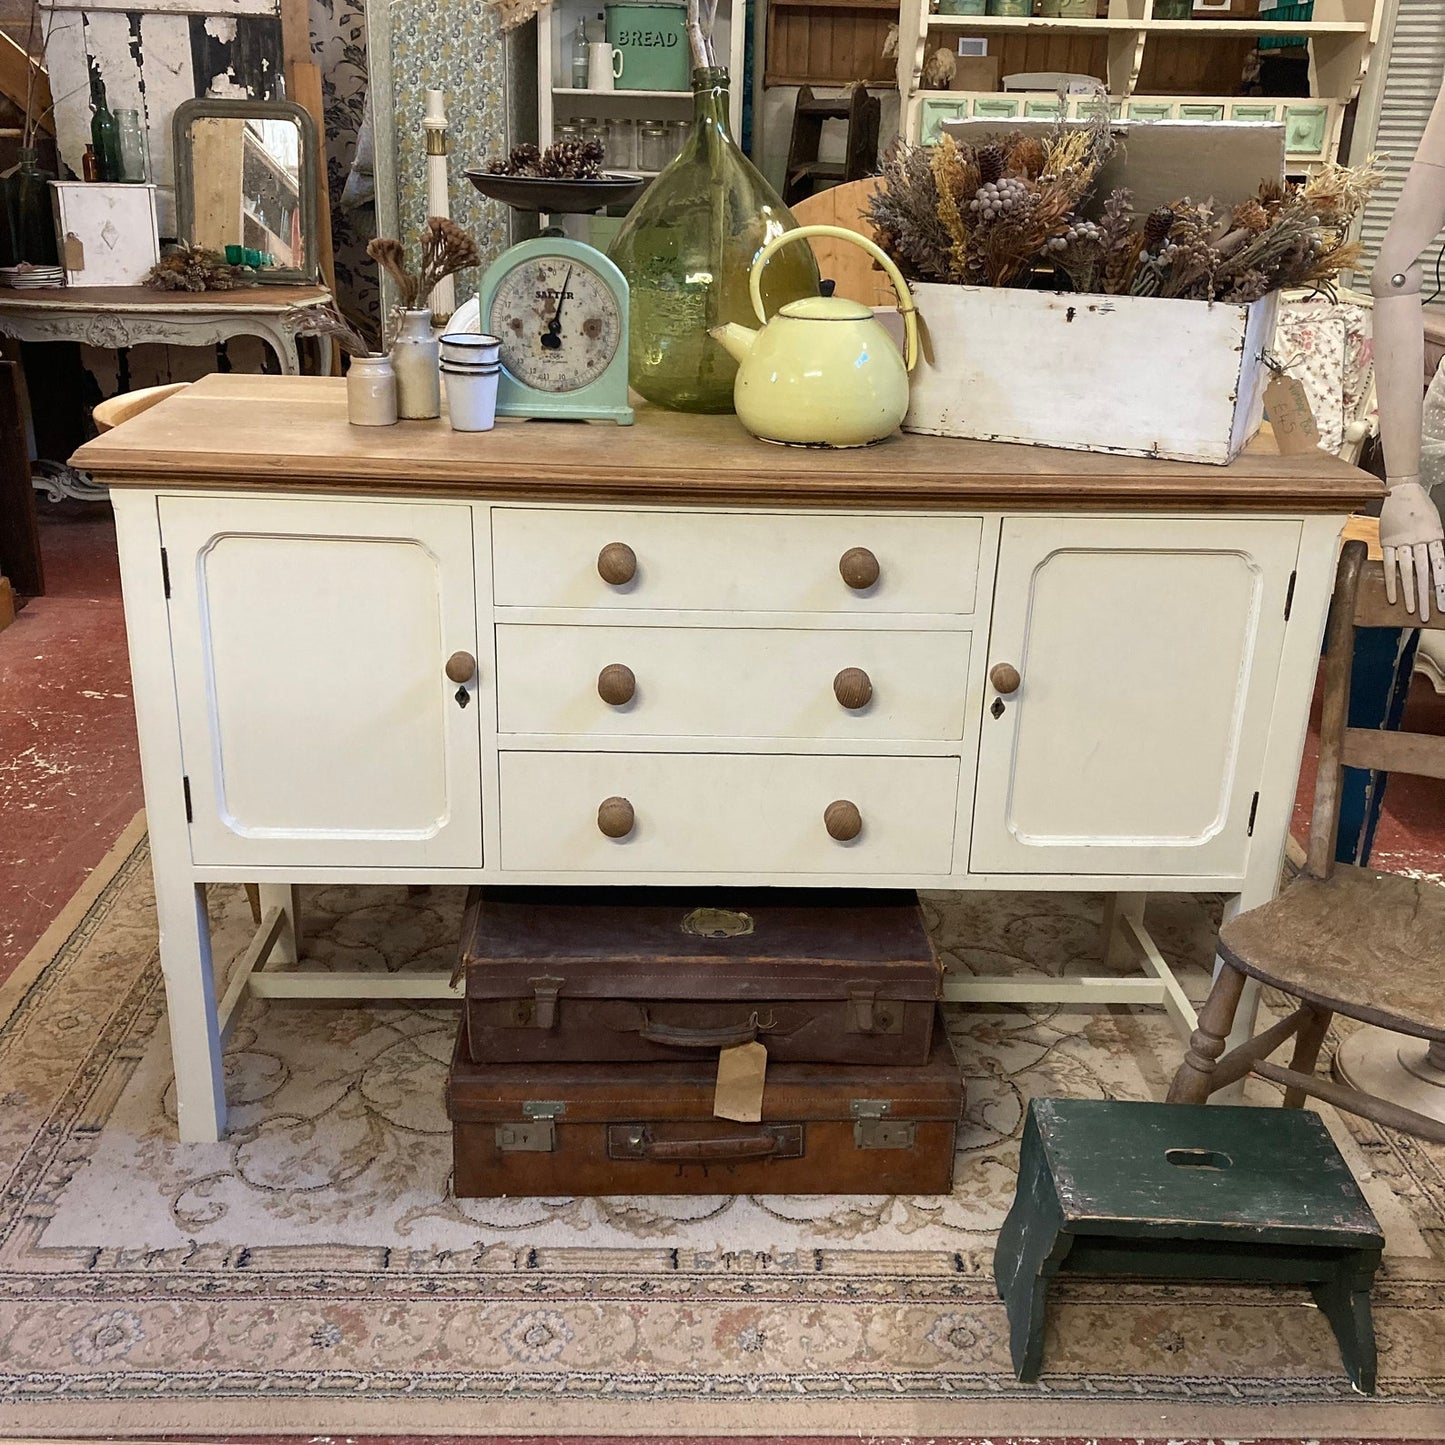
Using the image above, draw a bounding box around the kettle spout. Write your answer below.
[709,322,758,364]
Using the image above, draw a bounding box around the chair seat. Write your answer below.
[1219,866,1445,1042]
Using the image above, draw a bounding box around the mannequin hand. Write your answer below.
[1379,481,1445,621]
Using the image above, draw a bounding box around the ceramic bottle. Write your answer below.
[346,354,399,426]
[390,309,441,419]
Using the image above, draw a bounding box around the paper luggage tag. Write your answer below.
[1264,371,1320,455]
[62,233,85,272]
[714,1041,767,1123]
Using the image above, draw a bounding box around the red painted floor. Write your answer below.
[0,503,143,974]
[0,510,1442,984]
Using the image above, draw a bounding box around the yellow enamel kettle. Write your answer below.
[710,223,919,448]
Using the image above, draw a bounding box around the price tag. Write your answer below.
[62,232,85,272]
[714,1041,767,1123]
[1265,371,1320,454]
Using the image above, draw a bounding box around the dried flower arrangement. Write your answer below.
[366,217,480,313]
[483,139,606,180]
[283,303,377,358]
[867,115,1384,304]
[143,242,255,292]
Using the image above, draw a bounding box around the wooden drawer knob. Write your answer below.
[989,662,1022,695]
[824,798,862,841]
[839,546,880,591]
[597,662,636,706]
[597,795,635,838]
[597,541,637,586]
[833,666,873,710]
[444,650,477,684]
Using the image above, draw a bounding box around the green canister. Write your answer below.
[606,3,690,91]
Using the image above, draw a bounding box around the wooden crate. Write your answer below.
[904,283,1279,465]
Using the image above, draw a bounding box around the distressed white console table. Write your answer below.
[1,284,331,500]
[74,374,1381,1141]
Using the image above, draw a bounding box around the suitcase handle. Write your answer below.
[633,1132,786,1162]
[636,1009,774,1049]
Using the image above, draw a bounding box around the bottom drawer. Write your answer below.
[498,751,960,875]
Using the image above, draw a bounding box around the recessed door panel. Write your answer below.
[971,516,1299,876]
[161,496,483,868]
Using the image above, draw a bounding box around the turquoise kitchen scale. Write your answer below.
[461,171,645,425]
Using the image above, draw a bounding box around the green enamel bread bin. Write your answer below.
[606,3,690,92]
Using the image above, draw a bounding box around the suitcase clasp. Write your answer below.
[846,982,903,1036]
[496,1099,566,1152]
[851,1098,917,1150]
[523,976,564,1030]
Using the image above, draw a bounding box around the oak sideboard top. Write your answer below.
[73,373,1382,512]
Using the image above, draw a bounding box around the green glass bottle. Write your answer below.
[89,74,123,183]
[609,66,819,414]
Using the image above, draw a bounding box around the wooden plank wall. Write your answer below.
[41,0,282,237]
[765,1,898,87]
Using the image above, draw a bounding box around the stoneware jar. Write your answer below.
[390,308,441,419]
[346,354,398,426]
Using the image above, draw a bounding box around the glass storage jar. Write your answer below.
[636,121,670,171]
[606,116,637,167]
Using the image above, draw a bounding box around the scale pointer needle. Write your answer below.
[541,266,573,352]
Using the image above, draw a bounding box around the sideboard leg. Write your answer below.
[1099,893,1146,970]
[259,884,303,964]
[155,875,227,1142]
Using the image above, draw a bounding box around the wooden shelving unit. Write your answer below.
[536,0,746,163]
[764,0,899,87]
[897,0,1382,168]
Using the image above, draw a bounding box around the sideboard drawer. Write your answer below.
[496,624,971,740]
[492,507,983,614]
[499,752,960,874]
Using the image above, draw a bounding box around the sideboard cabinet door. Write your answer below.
[160,496,484,869]
[971,516,1300,877]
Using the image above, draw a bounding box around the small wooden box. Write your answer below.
[49,183,159,287]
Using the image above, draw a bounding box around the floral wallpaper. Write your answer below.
[310,0,379,331]
[386,0,511,312]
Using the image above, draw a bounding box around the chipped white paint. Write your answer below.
[904,283,1280,465]
[46,0,275,13]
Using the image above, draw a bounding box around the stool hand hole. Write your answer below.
[1165,1147,1233,1170]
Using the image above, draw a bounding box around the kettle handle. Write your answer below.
[749,223,919,373]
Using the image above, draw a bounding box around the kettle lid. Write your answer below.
[777,295,875,322]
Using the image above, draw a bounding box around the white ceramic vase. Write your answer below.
[346,354,398,426]
[390,309,441,419]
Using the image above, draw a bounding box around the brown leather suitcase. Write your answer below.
[447,1016,963,1197]
[458,887,940,1066]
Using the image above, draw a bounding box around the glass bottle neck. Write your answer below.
[691,68,732,137]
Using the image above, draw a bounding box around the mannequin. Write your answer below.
[1371,79,1445,621]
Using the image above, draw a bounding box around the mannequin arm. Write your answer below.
[1370,82,1445,618]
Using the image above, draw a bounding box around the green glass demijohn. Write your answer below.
[609,66,820,413]
[0,148,60,267]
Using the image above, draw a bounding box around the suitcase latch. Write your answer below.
[509,976,564,1029]
[846,983,903,1036]
[496,1100,566,1153]
[851,1098,916,1150]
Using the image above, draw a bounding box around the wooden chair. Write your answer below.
[1168,540,1445,1144]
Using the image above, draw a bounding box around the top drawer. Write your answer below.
[491,508,984,614]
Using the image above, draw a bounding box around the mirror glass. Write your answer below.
[189,114,306,270]
[174,99,318,282]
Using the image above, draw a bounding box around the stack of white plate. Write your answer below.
[0,264,66,289]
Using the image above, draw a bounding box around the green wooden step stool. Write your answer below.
[994,1098,1384,1393]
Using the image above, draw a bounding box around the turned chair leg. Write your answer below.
[1168,964,1247,1103]
[1283,1005,1333,1108]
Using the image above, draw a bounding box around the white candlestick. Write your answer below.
[423,88,456,322]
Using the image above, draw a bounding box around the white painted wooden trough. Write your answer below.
[903,282,1279,466]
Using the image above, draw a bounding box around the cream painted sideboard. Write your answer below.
[73,374,1381,1142]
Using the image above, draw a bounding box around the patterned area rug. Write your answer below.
[1,816,1442,1437]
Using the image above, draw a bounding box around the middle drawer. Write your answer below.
[495,625,972,740]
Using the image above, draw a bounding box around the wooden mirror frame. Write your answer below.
[172,98,321,286]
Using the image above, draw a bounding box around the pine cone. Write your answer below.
[578,137,605,176]
[507,143,543,176]
[1143,205,1175,249]
[977,143,1006,186]
[540,140,588,178]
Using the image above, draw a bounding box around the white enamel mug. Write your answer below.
[443,364,500,432]
[588,42,623,91]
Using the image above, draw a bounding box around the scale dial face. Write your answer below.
[488,253,623,394]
